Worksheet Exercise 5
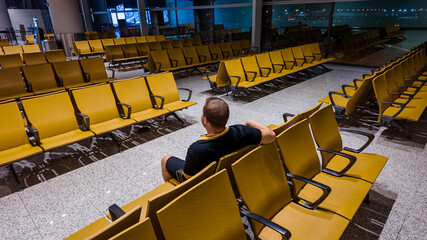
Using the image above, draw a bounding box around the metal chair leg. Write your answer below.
[9,164,23,191]
[109,132,121,152]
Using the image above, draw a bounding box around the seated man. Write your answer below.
[161,97,276,181]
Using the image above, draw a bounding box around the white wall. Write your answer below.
[8,9,46,31]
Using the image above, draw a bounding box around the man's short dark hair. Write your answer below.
[203,97,229,129]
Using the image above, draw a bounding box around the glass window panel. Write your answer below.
[214,6,252,32]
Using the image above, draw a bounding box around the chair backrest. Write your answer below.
[195,45,212,63]
[122,44,139,58]
[372,74,390,121]
[219,42,233,58]
[192,36,202,46]
[167,48,187,67]
[149,41,162,51]
[105,45,125,61]
[136,36,147,43]
[71,84,120,125]
[109,217,157,240]
[0,53,23,69]
[114,38,126,45]
[291,46,305,66]
[239,39,251,54]
[145,72,180,105]
[295,102,323,122]
[230,41,243,55]
[88,40,104,52]
[241,55,260,77]
[172,39,184,48]
[310,43,322,60]
[45,50,66,63]
[79,57,109,82]
[85,206,143,240]
[156,170,247,240]
[276,119,320,194]
[160,40,173,50]
[281,48,296,69]
[101,39,115,48]
[21,92,80,140]
[53,60,87,88]
[112,77,153,114]
[25,35,35,44]
[3,46,23,55]
[0,38,10,47]
[232,143,292,235]
[208,44,224,61]
[22,63,60,93]
[182,38,194,47]
[308,105,343,168]
[183,47,200,65]
[22,44,41,53]
[269,50,285,66]
[155,35,166,41]
[223,59,245,85]
[23,52,46,65]
[0,101,31,151]
[136,43,150,56]
[255,52,274,70]
[302,44,315,63]
[124,37,136,44]
[146,162,217,240]
[272,114,298,135]
[0,67,29,101]
[149,50,171,72]
[74,41,91,55]
[146,35,156,42]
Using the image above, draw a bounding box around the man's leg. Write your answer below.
[161,155,185,182]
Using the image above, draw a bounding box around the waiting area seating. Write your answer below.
[385,25,406,40]
[0,49,66,69]
[340,29,387,53]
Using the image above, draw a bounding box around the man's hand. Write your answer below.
[245,120,276,144]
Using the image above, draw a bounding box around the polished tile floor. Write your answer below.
[1,36,427,239]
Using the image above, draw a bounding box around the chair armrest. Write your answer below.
[240,208,292,240]
[108,68,115,78]
[286,173,331,210]
[389,92,414,97]
[314,53,323,60]
[155,61,162,72]
[211,53,218,60]
[26,81,33,92]
[27,125,40,146]
[232,49,240,56]
[223,51,230,58]
[117,103,132,119]
[378,101,406,108]
[318,148,357,177]
[57,77,64,87]
[259,67,271,77]
[108,204,125,221]
[294,57,305,66]
[339,129,374,153]
[244,71,257,82]
[199,55,207,62]
[328,91,351,106]
[175,168,186,183]
[284,61,295,70]
[252,46,259,53]
[185,57,193,65]
[341,84,357,95]
[76,112,90,131]
[272,64,285,73]
[152,95,165,109]
[170,59,178,67]
[178,88,192,101]
[229,75,241,87]
[85,73,91,82]
[353,79,364,87]
[282,113,295,122]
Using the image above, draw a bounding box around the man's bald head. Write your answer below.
[202,97,229,129]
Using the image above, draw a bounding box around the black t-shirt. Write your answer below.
[183,124,263,177]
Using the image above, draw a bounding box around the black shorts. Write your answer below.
[166,156,185,179]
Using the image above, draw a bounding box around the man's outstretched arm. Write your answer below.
[245,120,276,144]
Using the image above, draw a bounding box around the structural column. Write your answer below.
[80,0,94,32]
[137,0,149,36]
[0,0,13,30]
[47,0,84,33]
[251,0,262,50]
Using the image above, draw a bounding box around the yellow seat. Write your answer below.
[53,60,91,88]
[256,52,294,78]
[147,50,178,72]
[109,218,157,240]
[156,170,250,240]
[105,45,126,62]
[146,35,156,42]
[113,38,126,45]
[309,43,335,63]
[0,68,33,101]
[0,102,42,166]
[101,38,115,48]
[124,37,136,44]
[167,48,188,68]
[3,46,23,56]
[112,77,169,122]
[71,84,136,135]
[145,72,196,113]
[0,53,23,69]
[230,41,245,56]
[22,52,46,65]
[195,45,214,63]
[21,92,95,151]
[219,42,235,58]
[160,40,174,50]
[192,36,203,46]
[309,105,388,183]
[276,120,372,220]
[88,40,105,53]
[241,55,273,83]
[232,143,349,240]
[73,41,92,57]
[22,63,64,94]
[22,44,41,53]
[135,36,147,43]
[182,38,194,47]
[155,35,165,41]
[280,48,301,71]
[45,50,66,63]
[172,39,184,48]
[239,39,257,54]
[224,58,262,91]
[149,41,162,51]
[208,44,225,61]
[0,38,10,47]
[136,43,150,57]
[79,57,114,84]
[183,46,201,66]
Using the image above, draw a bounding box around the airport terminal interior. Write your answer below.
[0,0,426,239]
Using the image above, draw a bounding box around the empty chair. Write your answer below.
[160,40,174,49]
[136,43,150,57]
[208,44,224,61]
[308,105,388,183]
[219,42,234,58]
[172,39,184,48]
[124,37,136,44]
[167,48,188,68]
[22,63,63,94]
[73,41,92,57]
[21,92,95,151]
[109,218,157,240]
[145,72,196,117]
[0,38,10,47]
[136,36,147,43]
[111,77,168,122]
[192,36,202,46]
[195,45,213,63]
[88,40,105,53]
[79,57,114,84]
[155,35,166,41]
[148,50,175,72]
[149,41,163,51]
[45,50,66,63]
[230,41,245,56]
[122,44,144,59]
[183,47,202,66]
[53,60,91,88]
[0,102,43,187]
[232,143,349,239]
[70,84,136,135]
[0,53,23,69]
[105,45,126,63]
[0,68,33,101]
[22,44,41,53]
[182,38,194,47]
[276,119,372,220]
[113,38,126,45]
[146,35,157,42]
[2,46,23,56]
[101,38,115,48]
[240,39,257,54]
[23,52,46,65]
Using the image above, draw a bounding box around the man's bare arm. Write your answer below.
[245,120,276,144]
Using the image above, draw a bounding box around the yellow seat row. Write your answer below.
[0,72,196,189]
[0,50,66,69]
[340,29,386,53]
[0,44,41,56]
[66,104,387,240]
